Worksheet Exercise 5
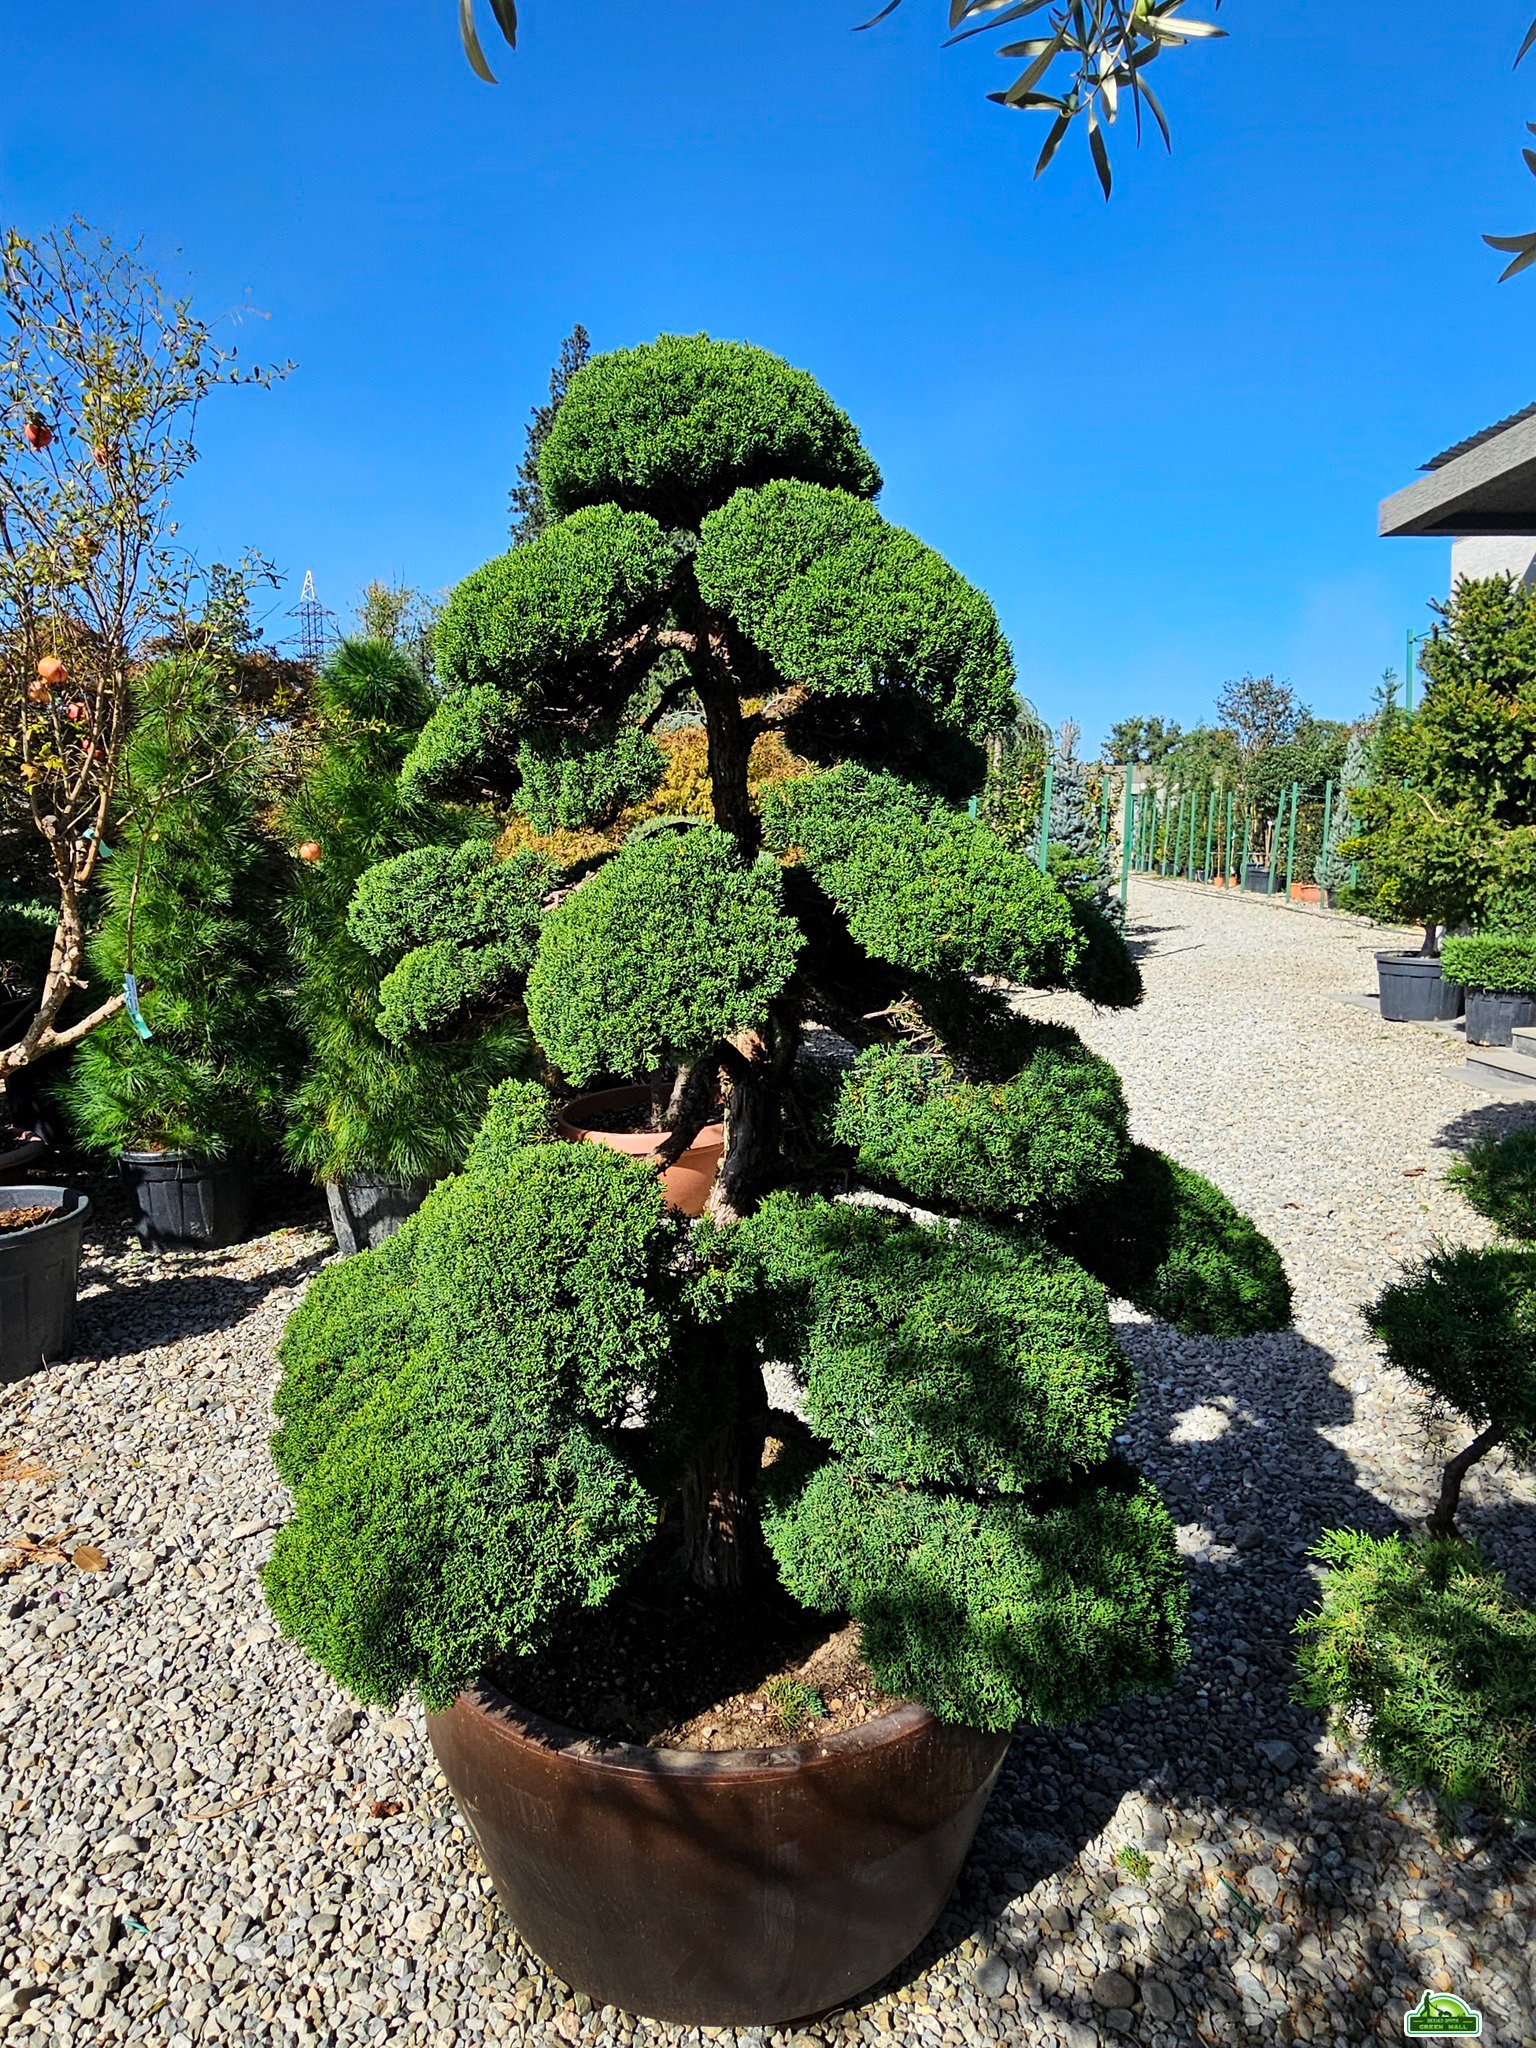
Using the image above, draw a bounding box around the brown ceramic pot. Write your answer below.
[557,1084,724,1219]
[426,1683,1011,2025]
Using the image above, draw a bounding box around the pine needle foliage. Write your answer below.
[1295,1531,1536,1823]
[283,639,532,1184]
[66,656,297,1157]
[1447,1126,1536,1242]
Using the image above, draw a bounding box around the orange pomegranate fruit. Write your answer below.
[36,656,67,686]
[297,840,323,863]
[25,679,52,706]
[65,700,89,725]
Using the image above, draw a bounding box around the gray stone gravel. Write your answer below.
[3,877,1534,2048]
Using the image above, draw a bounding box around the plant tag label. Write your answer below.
[123,972,153,1042]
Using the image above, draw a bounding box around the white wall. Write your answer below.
[1450,535,1536,585]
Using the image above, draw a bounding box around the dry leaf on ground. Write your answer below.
[0,1449,57,1485]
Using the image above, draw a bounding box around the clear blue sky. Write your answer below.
[6,2,1534,747]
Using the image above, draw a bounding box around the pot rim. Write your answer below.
[447,1676,958,1784]
[557,1083,725,1148]
[1374,952,1446,969]
[0,1184,90,1236]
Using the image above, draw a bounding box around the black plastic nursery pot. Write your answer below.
[325,1172,432,1256]
[1463,988,1536,1047]
[119,1151,253,1251]
[427,1684,1011,2026]
[1243,863,1272,894]
[0,1186,90,1384]
[1375,953,1464,1026]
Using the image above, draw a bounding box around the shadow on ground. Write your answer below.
[858,1318,1533,2044]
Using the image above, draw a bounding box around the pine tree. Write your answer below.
[66,656,297,1157]
[508,325,591,546]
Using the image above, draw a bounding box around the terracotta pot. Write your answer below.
[1288,882,1322,904]
[427,1683,1011,2025]
[557,1085,723,1219]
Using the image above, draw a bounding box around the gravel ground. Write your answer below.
[3,877,1535,2048]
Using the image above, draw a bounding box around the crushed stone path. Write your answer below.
[2,877,1534,2048]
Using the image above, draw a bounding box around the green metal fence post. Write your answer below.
[1119,766,1133,905]
[1223,789,1236,887]
[1240,810,1252,890]
[1319,778,1334,901]
[1099,775,1111,856]
[1203,788,1216,883]
[1284,779,1300,898]
[1036,754,1054,873]
[1266,799,1280,894]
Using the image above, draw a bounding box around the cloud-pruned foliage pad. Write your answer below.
[1048,1143,1293,1337]
[527,826,802,1084]
[540,335,881,529]
[265,1140,687,1709]
[735,1194,1133,1492]
[696,480,1015,741]
[831,1039,1128,1221]
[762,1451,1187,1730]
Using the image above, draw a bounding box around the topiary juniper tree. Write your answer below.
[266,336,1290,1734]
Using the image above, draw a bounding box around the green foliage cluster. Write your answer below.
[736,1195,1132,1493]
[526,826,802,1084]
[830,1039,1128,1221]
[1295,1531,1536,1822]
[1446,1126,1536,1241]
[264,1136,691,1709]
[1440,933,1536,996]
[1345,579,1536,937]
[284,640,531,1185]
[514,725,665,832]
[421,508,680,795]
[764,765,1118,998]
[695,480,1015,743]
[67,656,297,1157]
[268,337,1288,1739]
[1367,1244,1536,1459]
[762,1452,1187,1730]
[540,335,882,529]
[1047,1143,1294,1338]
[349,843,552,964]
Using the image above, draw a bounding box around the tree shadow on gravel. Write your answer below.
[856,1321,1534,2045]
[1432,1099,1536,1159]
[73,1247,331,1360]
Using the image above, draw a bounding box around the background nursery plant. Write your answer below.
[65,653,296,1160]
[264,334,1291,1750]
[0,219,283,1098]
[283,637,538,1200]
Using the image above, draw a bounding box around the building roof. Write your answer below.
[1381,402,1536,540]
[1423,401,1536,472]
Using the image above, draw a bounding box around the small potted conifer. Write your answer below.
[262,339,1291,2024]
[66,657,297,1249]
[1295,1238,1536,1824]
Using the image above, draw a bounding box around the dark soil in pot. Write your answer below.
[0,1185,90,1383]
[495,1554,896,1751]
[119,1150,253,1251]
